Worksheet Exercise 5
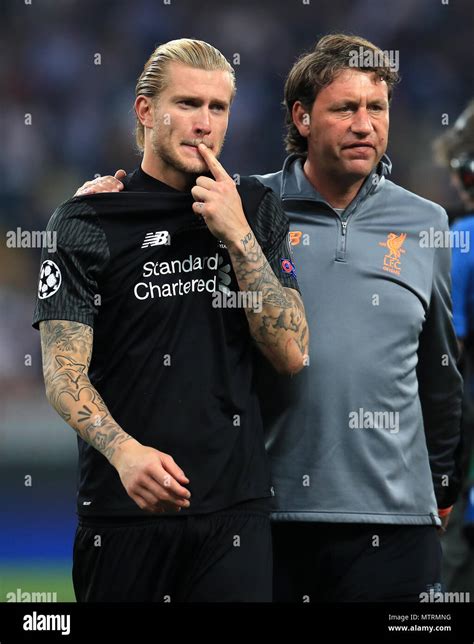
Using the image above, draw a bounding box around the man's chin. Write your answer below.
[343,159,377,180]
[177,157,208,175]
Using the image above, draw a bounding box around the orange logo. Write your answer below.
[378,233,407,275]
[289,231,303,246]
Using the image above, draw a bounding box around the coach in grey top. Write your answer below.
[256,150,462,525]
[255,34,463,602]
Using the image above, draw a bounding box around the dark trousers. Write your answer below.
[272,521,442,602]
[73,509,272,602]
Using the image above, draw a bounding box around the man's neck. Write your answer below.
[303,158,367,210]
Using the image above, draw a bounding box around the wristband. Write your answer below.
[438,506,453,518]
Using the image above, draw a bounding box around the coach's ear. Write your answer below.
[135,95,155,129]
[292,101,311,138]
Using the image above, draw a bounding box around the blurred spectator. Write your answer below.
[434,99,474,595]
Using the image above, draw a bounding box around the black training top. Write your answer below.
[33,167,300,517]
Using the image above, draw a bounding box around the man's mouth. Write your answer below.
[182,141,212,150]
[343,143,375,150]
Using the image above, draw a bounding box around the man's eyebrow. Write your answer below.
[330,99,360,107]
[210,98,230,107]
[172,95,202,102]
[172,95,229,107]
[330,97,388,107]
[367,98,389,108]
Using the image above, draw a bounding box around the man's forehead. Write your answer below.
[320,69,389,100]
[164,62,233,99]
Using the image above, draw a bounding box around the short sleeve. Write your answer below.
[32,199,110,330]
[253,189,301,293]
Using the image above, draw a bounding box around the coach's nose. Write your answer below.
[351,107,374,136]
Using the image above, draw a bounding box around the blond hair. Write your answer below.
[134,38,236,151]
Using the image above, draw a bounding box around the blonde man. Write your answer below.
[34,39,308,602]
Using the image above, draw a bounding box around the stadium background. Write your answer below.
[0,0,472,602]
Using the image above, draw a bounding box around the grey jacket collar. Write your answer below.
[279,153,392,208]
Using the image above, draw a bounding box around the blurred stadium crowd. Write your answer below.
[0,0,472,455]
[0,0,473,599]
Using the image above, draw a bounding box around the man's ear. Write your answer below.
[135,95,155,129]
[292,101,310,138]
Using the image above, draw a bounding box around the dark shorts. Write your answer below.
[73,508,272,602]
[272,521,442,602]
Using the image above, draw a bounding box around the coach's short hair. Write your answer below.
[134,38,236,151]
[284,34,400,154]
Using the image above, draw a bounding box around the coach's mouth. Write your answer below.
[343,142,375,151]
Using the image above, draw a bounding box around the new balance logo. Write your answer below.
[141,231,171,248]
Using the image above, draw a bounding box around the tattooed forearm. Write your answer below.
[40,320,132,462]
[227,230,309,373]
[241,231,253,251]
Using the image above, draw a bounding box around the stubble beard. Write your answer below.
[150,124,226,177]
[150,128,206,176]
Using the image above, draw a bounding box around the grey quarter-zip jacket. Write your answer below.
[254,154,463,526]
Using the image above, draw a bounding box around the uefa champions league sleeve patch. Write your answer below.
[280,258,297,279]
[38,260,62,299]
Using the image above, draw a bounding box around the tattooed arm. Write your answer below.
[40,320,191,513]
[40,320,129,458]
[188,145,308,375]
[227,232,308,375]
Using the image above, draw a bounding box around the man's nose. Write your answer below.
[351,108,374,136]
[194,108,212,135]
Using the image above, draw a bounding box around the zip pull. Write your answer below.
[336,219,348,262]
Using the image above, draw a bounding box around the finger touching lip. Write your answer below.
[182,140,212,149]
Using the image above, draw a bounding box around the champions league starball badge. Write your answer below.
[38,259,62,299]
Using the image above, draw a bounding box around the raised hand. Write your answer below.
[191,144,249,248]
